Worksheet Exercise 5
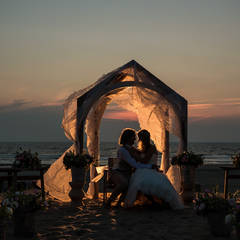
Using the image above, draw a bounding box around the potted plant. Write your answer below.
[63,150,93,181]
[229,190,240,239]
[63,150,93,170]
[171,151,204,203]
[171,151,204,167]
[13,148,41,170]
[194,191,234,237]
[231,153,240,168]
[233,205,240,239]
[0,201,13,240]
[2,189,46,238]
[63,150,93,202]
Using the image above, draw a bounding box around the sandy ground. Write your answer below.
[4,195,239,240]
[2,165,240,240]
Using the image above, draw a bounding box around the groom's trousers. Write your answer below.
[108,170,131,202]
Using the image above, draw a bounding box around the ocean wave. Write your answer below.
[0,142,239,166]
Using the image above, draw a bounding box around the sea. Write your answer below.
[0,142,240,166]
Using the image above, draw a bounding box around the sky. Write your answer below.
[0,0,240,142]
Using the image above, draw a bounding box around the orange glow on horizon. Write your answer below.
[189,102,240,123]
[103,111,138,121]
[103,101,240,123]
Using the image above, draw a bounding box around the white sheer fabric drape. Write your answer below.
[41,61,186,201]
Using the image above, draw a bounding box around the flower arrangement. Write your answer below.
[1,189,48,213]
[233,205,240,235]
[63,150,93,170]
[233,189,240,202]
[194,191,234,216]
[171,151,204,167]
[229,190,240,231]
[13,148,41,169]
[0,203,13,220]
[231,153,240,168]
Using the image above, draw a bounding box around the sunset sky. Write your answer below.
[0,0,240,142]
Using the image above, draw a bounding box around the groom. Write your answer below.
[105,128,157,208]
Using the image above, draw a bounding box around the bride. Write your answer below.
[124,129,184,210]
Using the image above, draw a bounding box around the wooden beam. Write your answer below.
[182,103,188,152]
[77,98,85,154]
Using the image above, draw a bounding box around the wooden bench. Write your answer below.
[0,165,49,201]
[0,168,14,187]
[220,166,240,199]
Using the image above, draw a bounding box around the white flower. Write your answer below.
[6,207,13,216]
[2,198,10,206]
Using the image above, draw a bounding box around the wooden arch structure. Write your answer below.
[71,60,188,198]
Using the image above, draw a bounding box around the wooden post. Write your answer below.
[7,169,12,188]
[78,123,84,154]
[12,169,17,191]
[224,169,228,199]
[182,102,188,151]
[40,168,45,201]
[161,108,170,173]
[161,129,170,173]
[77,98,85,154]
[164,130,170,172]
[103,170,107,204]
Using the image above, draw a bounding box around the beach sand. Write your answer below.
[6,196,237,240]
[3,165,240,240]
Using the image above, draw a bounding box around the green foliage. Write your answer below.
[1,189,51,220]
[171,151,204,167]
[63,150,93,170]
[233,190,240,201]
[228,190,240,227]
[194,191,234,216]
[2,190,43,211]
[0,204,13,220]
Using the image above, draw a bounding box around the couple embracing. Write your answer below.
[106,128,184,210]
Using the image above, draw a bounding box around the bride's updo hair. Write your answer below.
[119,128,136,145]
[137,129,151,151]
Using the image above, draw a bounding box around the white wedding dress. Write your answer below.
[124,153,184,210]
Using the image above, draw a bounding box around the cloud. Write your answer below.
[0,98,66,112]
[40,99,65,107]
[1,97,240,142]
[0,99,32,112]
[189,104,214,110]
[0,104,67,141]
[103,102,137,121]
[103,110,138,121]
[189,99,240,123]
[102,99,240,124]
[103,102,124,112]
[42,88,73,106]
